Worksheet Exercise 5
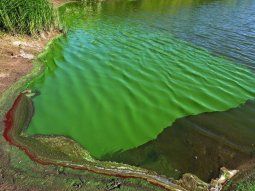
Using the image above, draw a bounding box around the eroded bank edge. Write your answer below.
[3,92,189,191]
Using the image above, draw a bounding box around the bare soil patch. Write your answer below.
[0,31,59,95]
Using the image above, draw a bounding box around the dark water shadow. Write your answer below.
[103,100,255,182]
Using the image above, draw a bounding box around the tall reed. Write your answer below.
[0,0,55,35]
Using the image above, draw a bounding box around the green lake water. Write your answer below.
[26,0,255,176]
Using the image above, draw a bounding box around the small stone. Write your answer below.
[40,32,47,39]
[0,73,10,78]
[20,50,34,60]
[13,41,31,47]
[13,41,23,47]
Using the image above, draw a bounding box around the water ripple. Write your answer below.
[27,0,255,159]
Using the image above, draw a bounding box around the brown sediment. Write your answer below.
[3,93,188,191]
[0,31,60,95]
[0,0,74,96]
[0,32,62,191]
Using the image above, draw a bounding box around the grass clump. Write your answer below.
[235,180,255,191]
[0,0,55,35]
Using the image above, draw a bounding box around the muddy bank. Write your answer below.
[1,91,247,191]
[0,0,74,95]
[3,93,187,190]
[0,32,59,95]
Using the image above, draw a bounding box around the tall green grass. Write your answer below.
[0,0,55,35]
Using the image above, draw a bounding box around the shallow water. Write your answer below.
[27,0,255,178]
[103,100,255,181]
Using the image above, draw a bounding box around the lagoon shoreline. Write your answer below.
[0,1,255,191]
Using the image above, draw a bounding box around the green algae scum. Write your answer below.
[4,0,255,188]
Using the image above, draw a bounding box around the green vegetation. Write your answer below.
[0,0,55,35]
[237,184,255,191]
[234,179,255,191]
